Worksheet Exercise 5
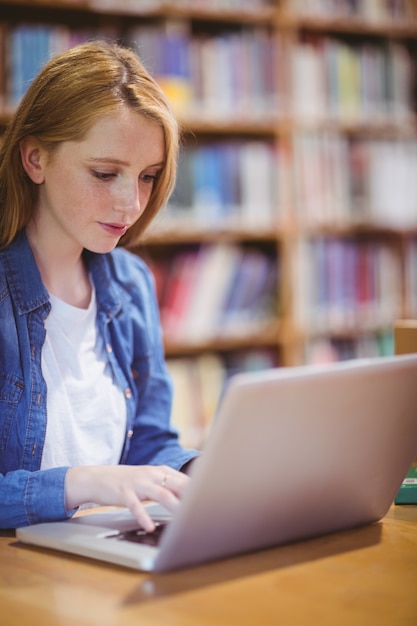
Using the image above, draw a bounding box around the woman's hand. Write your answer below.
[65,464,190,532]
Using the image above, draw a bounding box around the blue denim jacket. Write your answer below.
[0,230,197,528]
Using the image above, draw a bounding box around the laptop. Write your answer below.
[16,353,417,573]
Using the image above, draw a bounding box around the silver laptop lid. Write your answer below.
[154,354,417,571]
[16,354,417,572]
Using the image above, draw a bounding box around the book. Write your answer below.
[193,352,226,444]
[394,466,417,505]
[152,243,278,343]
[159,249,200,338]
[292,35,326,120]
[221,248,278,333]
[178,244,243,342]
[368,139,417,229]
[293,130,417,229]
[338,41,362,121]
[128,22,278,120]
[128,20,192,115]
[292,1,416,24]
[6,23,116,106]
[395,320,417,356]
[306,330,394,365]
[166,358,202,449]
[240,141,277,227]
[294,237,403,334]
[166,139,279,229]
[192,143,225,224]
[404,240,417,318]
[291,35,414,125]
[167,346,278,449]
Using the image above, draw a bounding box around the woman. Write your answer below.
[0,41,198,531]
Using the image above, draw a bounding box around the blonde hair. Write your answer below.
[0,40,179,249]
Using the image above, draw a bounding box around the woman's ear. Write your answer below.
[19,137,46,184]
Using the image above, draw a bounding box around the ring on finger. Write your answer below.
[161,474,168,488]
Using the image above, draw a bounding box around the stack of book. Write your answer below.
[6,23,117,106]
[292,0,416,21]
[168,140,280,228]
[405,238,417,318]
[90,0,275,11]
[127,21,279,119]
[293,237,403,333]
[150,243,278,344]
[293,133,417,229]
[306,330,394,365]
[291,36,414,123]
[167,346,278,449]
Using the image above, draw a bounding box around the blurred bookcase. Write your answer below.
[1,0,417,445]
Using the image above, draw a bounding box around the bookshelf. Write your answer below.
[1,0,417,443]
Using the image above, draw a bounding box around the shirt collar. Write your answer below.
[2,229,129,317]
[84,248,130,318]
[1,229,49,315]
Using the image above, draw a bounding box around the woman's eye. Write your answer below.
[141,173,160,184]
[93,171,116,181]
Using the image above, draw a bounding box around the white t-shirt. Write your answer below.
[40,286,127,470]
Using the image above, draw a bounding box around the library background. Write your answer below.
[1,0,416,447]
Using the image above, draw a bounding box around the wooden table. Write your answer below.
[1,504,417,626]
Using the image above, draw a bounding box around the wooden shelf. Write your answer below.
[287,14,417,38]
[0,0,275,23]
[1,0,417,367]
[299,222,417,239]
[139,223,288,247]
[164,318,283,357]
[2,0,415,34]
[179,117,280,137]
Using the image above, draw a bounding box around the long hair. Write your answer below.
[0,40,179,249]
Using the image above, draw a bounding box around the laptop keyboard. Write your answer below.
[107,521,168,547]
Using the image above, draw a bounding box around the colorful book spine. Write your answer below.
[404,238,417,318]
[294,238,403,333]
[293,132,417,229]
[306,330,394,365]
[6,23,117,106]
[167,140,279,228]
[291,36,414,124]
[167,345,278,449]
[292,0,416,21]
[128,22,278,119]
[152,244,278,343]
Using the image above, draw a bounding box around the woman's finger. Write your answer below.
[157,465,190,498]
[121,485,156,532]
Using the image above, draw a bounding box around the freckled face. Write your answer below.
[31,108,165,255]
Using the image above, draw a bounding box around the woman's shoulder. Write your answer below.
[109,247,151,280]
[0,231,46,302]
[89,247,155,300]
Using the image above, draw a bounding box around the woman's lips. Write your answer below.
[99,222,128,236]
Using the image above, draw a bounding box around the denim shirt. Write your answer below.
[0,230,197,529]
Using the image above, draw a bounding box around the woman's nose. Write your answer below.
[113,179,142,215]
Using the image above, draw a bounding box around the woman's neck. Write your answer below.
[26,224,92,309]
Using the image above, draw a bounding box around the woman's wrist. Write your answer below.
[65,466,96,510]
